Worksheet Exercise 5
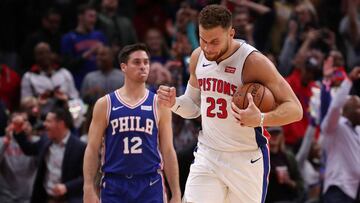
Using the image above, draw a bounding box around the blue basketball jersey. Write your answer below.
[102,90,162,175]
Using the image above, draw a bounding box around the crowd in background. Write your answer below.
[0,0,360,202]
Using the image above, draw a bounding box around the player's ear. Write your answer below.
[120,63,126,72]
[229,28,235,38]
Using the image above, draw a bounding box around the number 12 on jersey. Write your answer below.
[123,137,142,154]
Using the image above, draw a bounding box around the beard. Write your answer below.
[203,43,229,62]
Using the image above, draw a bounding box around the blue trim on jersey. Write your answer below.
[254,127,268,147]
[260,145,270,203]
[102,90,161,175]
[254,127,270,203]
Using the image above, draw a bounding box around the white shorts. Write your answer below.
[183,143,270,203]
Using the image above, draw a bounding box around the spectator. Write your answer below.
[144,28,171,64]
[147,62,172,93]
[295,124,322,202]
[13,104,86,203]
[278,1,320,76]
[233,10,255,45]
[20,97,44,136]
[321,67,360,203]
[268,0,298,54]
[21,8,62,74]
[320,51,347,122]
[339,0,360,69]
[132,0,169,40]
[283,49,323,149]
[61,4,108,89]
[21,42,78,116]
[266,126,304,203]
[96,0,137,55]
[0,64,21,111]
[0,113,37,203]
[81,46,124,105]
[171,6,199,51]
[222,0,275,51]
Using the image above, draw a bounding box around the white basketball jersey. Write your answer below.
[196,40,268,151]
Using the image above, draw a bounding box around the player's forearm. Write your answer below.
[83,146,100,191]
[163,148,181,197]
[263,101,303,126]
[171,83,201,119]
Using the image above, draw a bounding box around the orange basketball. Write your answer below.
[232,83,276,112]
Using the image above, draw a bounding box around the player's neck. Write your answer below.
[216,39,240,64]
[119,83,147,104]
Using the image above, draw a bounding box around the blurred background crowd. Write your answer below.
[0,0,360,202]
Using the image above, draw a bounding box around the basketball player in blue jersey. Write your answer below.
[157,5,303,203]
[83,43,181,203]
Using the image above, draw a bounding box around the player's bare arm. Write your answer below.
[157,102,181,203]
[233,51,303,127]
[187,47,202,89]
[83,96,108,203]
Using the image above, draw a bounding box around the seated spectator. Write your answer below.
[321,67,360,203]
[13,104,86,203]
[0,64,21,111]
[81,46,124,105]
[61,4,108,89]
[0,113,37,203]
[97,0,137,54]
[21,42,79,116]
[266,126,304,203]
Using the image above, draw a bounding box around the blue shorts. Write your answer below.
[100,172,166,203]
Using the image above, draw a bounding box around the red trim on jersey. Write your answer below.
[263,129,271,141]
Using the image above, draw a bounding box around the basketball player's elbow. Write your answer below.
[292,103,303,122]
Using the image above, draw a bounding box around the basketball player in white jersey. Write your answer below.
[157,5,303,203]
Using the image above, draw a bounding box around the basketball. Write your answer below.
[232,83,276,112]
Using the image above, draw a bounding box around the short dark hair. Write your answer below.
[49,104,74,130]
[77,4,95,15]
[42,7,60,19]
[117,43,150,64]
[199,5,232,29]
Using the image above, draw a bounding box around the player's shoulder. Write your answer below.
[191,47,202,60]
[244,51,269,68]
[94,94,110,110]
[243,50,278,83]
[189,47,202,73]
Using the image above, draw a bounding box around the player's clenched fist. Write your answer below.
[157,85,177,108]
